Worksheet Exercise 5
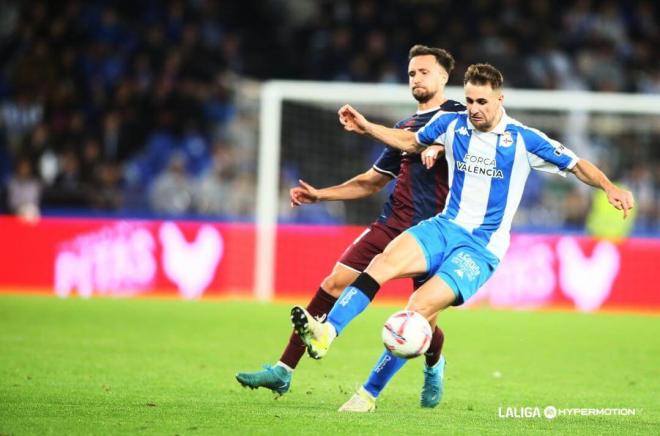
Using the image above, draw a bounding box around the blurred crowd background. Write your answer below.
[1,0,658,234]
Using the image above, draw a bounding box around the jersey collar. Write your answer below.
[416,105,442,115]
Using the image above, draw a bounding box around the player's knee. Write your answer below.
[407,299,434,318]
[320,274,347,298]
[363,253,402,285]
[408,293,450,319]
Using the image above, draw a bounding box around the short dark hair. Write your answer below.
[408,44,455,74]
[463,63,504,90]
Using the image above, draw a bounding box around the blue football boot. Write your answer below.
[236,364,291,396]
[421,355,446,408]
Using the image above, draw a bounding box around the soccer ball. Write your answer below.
[382,310,432,359]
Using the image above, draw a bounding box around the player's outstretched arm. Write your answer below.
[289,169,391,207]
[570,159,635,219]
[338,104,423,153]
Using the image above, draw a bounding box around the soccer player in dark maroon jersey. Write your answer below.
[236,46,465,405]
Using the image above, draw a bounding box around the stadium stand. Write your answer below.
[0,0,658,231]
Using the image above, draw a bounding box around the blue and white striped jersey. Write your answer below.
[415,109,579,259]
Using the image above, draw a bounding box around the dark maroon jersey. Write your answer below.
[372,99,465,230]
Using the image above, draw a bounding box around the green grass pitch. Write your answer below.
[1,294,659,435]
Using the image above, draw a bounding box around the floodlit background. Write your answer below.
[1,0,658,228]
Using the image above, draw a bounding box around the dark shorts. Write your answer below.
[337,222,427,290]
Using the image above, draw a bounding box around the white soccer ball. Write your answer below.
[382,310,432,359]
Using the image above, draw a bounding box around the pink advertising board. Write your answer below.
[0,216,657,312]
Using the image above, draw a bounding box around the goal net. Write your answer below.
[255,81,660,300]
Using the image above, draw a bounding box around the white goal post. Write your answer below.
[255,80,660,301]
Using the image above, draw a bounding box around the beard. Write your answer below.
[412,87,435,103]
[470,116,491,132]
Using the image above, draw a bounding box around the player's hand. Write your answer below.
[290,179,320,207]
[338,104,370,134]
[605,186,635,219]
[421,145,444,169]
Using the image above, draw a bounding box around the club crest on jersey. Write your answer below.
[500,131,514,147]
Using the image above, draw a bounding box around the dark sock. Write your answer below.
[279,288,337,369]
[425,326,445,367]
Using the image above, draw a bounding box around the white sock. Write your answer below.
[276,361,294,373]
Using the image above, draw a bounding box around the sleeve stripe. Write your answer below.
[372,165,397,178]
[416,111,462,147]
[566,157,579,170]
[415,131,431,147]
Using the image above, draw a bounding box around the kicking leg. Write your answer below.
[236,264,355,393]
[293,232,428,359]
[280,264,356,366]
[328,232,429,334]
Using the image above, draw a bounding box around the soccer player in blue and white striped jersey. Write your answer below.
[238,46,463,401]
[294,63,634,412]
